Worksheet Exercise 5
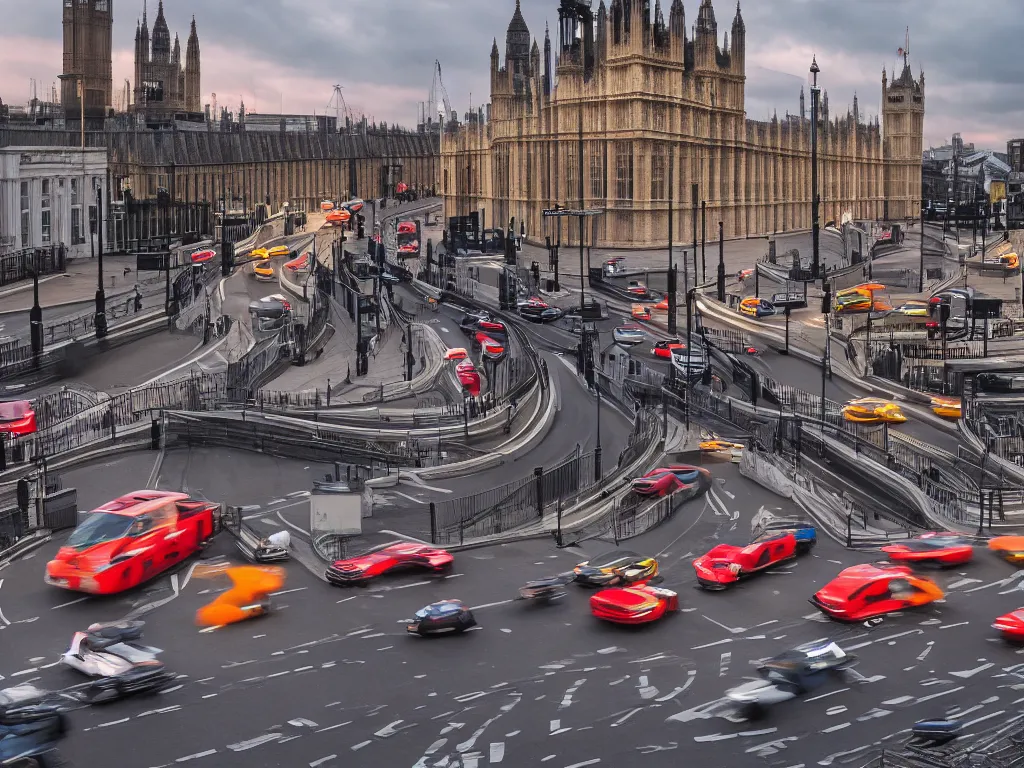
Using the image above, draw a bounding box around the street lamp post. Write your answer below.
[27,262,42,365]
[667,149,676,335]
[94,184,107,338]
[700,201,707,284]
[810,57,821,280]
[716,221,726,303]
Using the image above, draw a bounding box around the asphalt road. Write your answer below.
[6,459,1024,767]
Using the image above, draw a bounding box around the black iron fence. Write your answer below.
[0,245,67,288]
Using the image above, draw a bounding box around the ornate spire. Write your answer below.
[732,0,744,32]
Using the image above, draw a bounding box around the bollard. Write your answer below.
[150,417,161,450]
[535,467,545,517]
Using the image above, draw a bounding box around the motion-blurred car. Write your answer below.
[284,252,310,271]
[693,526,816,590]
[881,533,974,566]
[631,304,652,321]
[252,262,275,281]
[520,303,564,322]
[398,240,420,255]
[988,536,1024,566]
[834,284,891,314]
[518,573,574,602]
[892,300,929,317]
[190,249,216,264]
[195,565,285,627]
[612,324,646,345]
[0,400,37,437]
[626,280,647,297]
[574,551,658,587]
[267,245,290,258]
[631,465,710,497]
[249,248,269,260]
[325,542,454,586]
[444,347,469,361]
[930,396,961,419]
[341,198,364,214]
[700,439,744,453]
[320,200,335,211]
[326,209,350,225]
[46,491,219,595]
[407,599,476,636]
[456,360,481,397]
[589,585,679,625]
[397,221,417,234]
[652,339,685,359]
[739,297,776,318]
[841,397,907,424]
[61,620,176,703]
[737,268,754,281]
[993,609,1024,641]
[476,334,506,361]
[809,562,944,621]
[476,318,508,336]
[0,684,68,763]
[459,311,491,334]
[671,345,709,380]
[723,641,855,720]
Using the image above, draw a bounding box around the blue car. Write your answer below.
[0,684,68,763]
[407,600,477,636]
[754,523,817,553]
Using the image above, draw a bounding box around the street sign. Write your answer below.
[771,293,807,309]
[542,208,603,218]
[136,252,170,271]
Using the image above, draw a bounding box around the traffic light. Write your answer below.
[821,284,832,315]
[356,214,365,239]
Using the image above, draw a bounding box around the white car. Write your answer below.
[61,621,175,703]
[612,324,646,345]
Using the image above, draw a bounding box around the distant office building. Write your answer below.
[0,147,109,256]
[1008,139,1024,174]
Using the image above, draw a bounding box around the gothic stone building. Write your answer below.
[441,0,924,248]
[131,1,201,119]
[61,0,114,119]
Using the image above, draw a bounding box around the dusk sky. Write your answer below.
[2,0,1019,150]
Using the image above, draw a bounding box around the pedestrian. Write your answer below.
[133,284,143,312]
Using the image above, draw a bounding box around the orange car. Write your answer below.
[989,537,1024,566]
[326,209,351,225]
[195,565,285,627]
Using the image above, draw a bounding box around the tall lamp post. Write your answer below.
[27,262,42,366]
[94,182,107,338]
[810,56,821,280]
[667,148,677,335]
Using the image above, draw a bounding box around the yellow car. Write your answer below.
[930,396,961,419]
[573,550,658,586]
[892,300,929,317]
[250,248,269,260]
[989,537,1024,566]
[841,397,907,424]
[739,297,776,318]
[700,440,744,452]
[631,304,652,321]
[253,262,275,281]
[268,245,291,258]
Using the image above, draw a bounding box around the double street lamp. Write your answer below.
[810,56,830,422]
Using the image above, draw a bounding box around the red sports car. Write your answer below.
[993,609,1024,641]
[45,491,219,595]
[693,526,816,590]
[589,584,679,625]
[456,360,481,397]
[398,241,419,254]
[631,465,710,497]
[325,542,454,586]
[190,249,216,264]
[809,563,945,622]
[881,533,974,566]
[0,400,37,437]
[285,252,311,272]
[476,319,507,336]
[653,340,685,359]
[475,333,506,361]
[397,221,416,235]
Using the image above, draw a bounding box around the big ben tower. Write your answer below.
[882,32,925,220]
[61,0,114,119]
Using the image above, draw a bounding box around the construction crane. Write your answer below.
[327,85,357,131]
[429,60,454,127]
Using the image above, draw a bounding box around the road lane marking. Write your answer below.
[916,686,965,704]
[52,597,90,609]
[310,756,337,767]
[175,749,218,762]
[276,511,309,538]
[470,600,514,610]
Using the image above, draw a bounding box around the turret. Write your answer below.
[730,1,745,72]
[595,3,607,62]
[799,86,805,120]
[668,0,685,60]
[694,0,718,70]
[491,36,500,87]
[543,22,552,96]
[653,0,667,50]
[185,15,201,113]
[530,39,540,80]
[151,0,171,64]
[172,34,180,64]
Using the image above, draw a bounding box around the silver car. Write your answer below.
[61,621,176,703]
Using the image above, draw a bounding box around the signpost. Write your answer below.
[542,207,603,310]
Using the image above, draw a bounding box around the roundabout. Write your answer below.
[3,459,1024,767]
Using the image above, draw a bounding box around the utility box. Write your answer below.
[310,492,362,536]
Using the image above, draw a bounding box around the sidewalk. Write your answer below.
[0,253,155,315]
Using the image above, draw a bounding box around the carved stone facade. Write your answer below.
[131,1,201,119]
[61,0,114,118]
[441,0,924,248]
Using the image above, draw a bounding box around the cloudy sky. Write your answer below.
[1,0,1019,150]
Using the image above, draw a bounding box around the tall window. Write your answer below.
[70,178,84,245]
[651,144,667,201]
[590,148,603,200]
[40,179,51,244]
[20,181,30,247]
[615,141,634,205]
